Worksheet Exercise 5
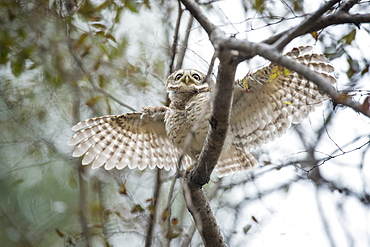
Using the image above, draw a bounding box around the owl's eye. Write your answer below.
[175,74,183,81]
[192,74,201,80]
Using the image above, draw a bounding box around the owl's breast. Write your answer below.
[165,93,211,159]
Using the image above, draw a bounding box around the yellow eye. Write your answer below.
[175,74,183,81]
[192,74,201,80]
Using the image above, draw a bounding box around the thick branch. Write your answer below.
[182,180,227,247]
[179,2,236,247]
[188,48,237,185]
[308,12,370,31]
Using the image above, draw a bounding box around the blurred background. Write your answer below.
[1,0,369,246]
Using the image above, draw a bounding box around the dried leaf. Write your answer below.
[55,229,65,238]
[131,204,144,214]
[85,96,102,107]
[165,230,181,239]
[171,218,179,226]
[361,96,370,113]
[92,23,107,30]
[75,33,89,49]
[361,65,369,75]
[251,216,259,223]
[105,33,116,43]
[147,204,154,213]
[119,183,127,195]
[162,208,170,221]
[310,31,319,40]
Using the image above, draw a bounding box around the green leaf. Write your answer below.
[131,204,145,213]
[342,29,357,44]
[68,174,78,189]
[243,224,252,234]
[75,33,89,49]
[105,33,116,43]
[11,59,24,77]
[11,179,25,187]
[92,23,107,30]
[86,96,102,107]
[361,65,369,75]
[125,0,139,13]
[253,0,265,13]
[0,46,8,64]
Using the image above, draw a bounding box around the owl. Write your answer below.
[68,46,336,176]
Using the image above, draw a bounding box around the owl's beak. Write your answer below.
[185,76,189,84]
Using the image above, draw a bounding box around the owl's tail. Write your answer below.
[215,144,257,177]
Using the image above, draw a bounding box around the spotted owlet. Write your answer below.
[68,46,335,176]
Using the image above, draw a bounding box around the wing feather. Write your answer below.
[68,106,190,171]
[231,46,336,150]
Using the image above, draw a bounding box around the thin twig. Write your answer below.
[273,0,341,51]
[170,1,184,74]
[165,171,180,247]
[145,169,162,247]
[67,39,136,112]
[315,188,337,247]
[338,0,360,12]
[78,165,94,246]
[264,8,370,45]
[175,15,194,71]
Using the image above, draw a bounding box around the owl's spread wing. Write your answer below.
[230,46,336,150]
[68,106,191,171]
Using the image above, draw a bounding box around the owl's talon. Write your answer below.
[186,162,195,173]
[185,159,199,175]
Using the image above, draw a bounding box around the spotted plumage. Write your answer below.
[68,46,336,176]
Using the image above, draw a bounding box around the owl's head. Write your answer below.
[166,69,209,94]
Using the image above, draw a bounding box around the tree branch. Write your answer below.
[175,15,194,71]
[67,40,137,112]
[338,0,360,12]
[310,12,370,30]
[264,9,370,45]
[273,0,341,51]
[226,40,370,118]
[181,0,239,186]
[180,0,217,37]
[180,0,226,48]
[145,169,162,247]
[169,1,183,74]
[187,48,237,185]
[179,1,238,246]
[182,180,227,247]
[177,0,370,246]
